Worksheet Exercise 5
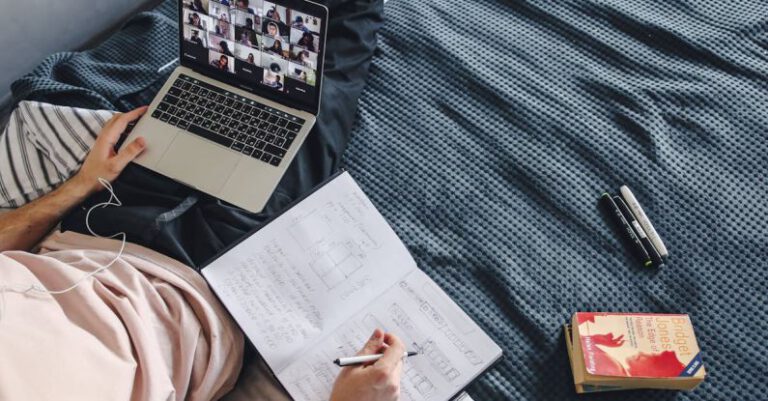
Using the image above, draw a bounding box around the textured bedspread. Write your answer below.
[343,1,768,400]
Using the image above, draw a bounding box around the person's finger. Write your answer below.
[110,106,148,135]
[112,136,147,172]
[355,329,385,357]
[92,113,122,154]
[389,340,405,384]
[375,332,406,371]
[95,107,148,152]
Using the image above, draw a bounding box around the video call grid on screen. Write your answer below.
[182,0,322,99]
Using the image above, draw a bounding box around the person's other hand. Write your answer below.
[72,106,148,195]
[329,329,406,401]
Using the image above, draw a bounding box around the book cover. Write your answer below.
[575,312,705,379]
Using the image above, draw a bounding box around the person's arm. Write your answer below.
[329,329,405,401]
[0,107,148,252]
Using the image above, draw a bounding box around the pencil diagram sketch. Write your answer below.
[421,340,461,383]
[287,359,336,400]
[399,280,485,367]
[363,313,388,332]
[309,242,364,289]
[288,208,381,289]
[287,209,332,251]
[404,363,436,399]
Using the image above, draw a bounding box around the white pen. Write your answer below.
[620,185,668,257]
[333,351,419,366]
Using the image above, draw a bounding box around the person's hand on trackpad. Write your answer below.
[72,106,148,196]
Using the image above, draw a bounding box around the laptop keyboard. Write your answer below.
[150,74,305,167]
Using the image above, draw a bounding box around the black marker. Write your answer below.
[601,193,652,267]
[614,196,664,268]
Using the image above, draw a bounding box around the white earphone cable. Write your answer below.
[0,178,126,322]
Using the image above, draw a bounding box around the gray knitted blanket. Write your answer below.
[343,1,768,400]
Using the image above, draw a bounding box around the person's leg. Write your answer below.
[62,0,385,267]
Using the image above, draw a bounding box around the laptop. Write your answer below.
[131,0,328,212]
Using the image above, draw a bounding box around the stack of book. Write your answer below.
[565,312,705,393]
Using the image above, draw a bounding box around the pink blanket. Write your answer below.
[0,231,244,401]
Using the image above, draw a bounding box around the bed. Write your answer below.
[341,1,768,400]
[5,0,768,400]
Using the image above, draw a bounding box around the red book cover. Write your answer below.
[575,312,705,378]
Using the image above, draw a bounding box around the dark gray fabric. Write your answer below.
[10,0,384,267]
[11,1,178,112]
[343,1,768,400]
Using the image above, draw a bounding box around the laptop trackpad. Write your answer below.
[156,134,239,194]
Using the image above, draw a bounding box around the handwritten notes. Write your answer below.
[278,269,503,401]
[203,172,501,400]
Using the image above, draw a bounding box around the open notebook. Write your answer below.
[202,171,502,401]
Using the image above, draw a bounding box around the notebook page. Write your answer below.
[278,268,503,401]
[202,172,415,373]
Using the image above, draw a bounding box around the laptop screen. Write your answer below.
[180,0,326,113]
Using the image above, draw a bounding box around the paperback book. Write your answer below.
[565,312,705,393]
